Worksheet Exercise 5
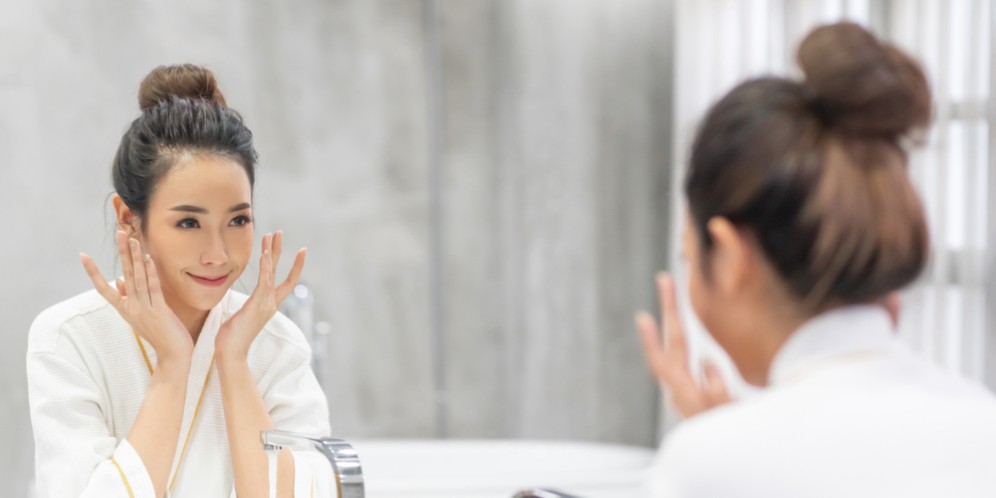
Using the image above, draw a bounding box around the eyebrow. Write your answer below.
[169,203,252,214]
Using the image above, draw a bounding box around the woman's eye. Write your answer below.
[177,218,200,229]
[230,215,252,227]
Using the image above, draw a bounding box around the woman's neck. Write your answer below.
[743,311,807,386]
[727,288,812,387]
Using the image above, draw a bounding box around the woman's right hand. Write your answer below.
[80,230,194,361]
[636,272,731,419]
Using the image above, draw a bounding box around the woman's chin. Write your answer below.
[182,285,231,312]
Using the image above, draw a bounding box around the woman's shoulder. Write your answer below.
[28,289,119,355]
[655,387,810,474]
[649,401,762,496]
[660,400,756,452]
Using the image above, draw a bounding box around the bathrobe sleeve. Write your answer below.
[27,350,156,498]
[258,328,336,498]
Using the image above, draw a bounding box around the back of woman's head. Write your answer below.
[685,22,931,311]
[113,64,257,224]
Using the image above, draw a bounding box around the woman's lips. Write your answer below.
[188,273,229,287]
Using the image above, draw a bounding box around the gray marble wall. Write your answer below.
[0,1,673,494]
[434,0,673,441]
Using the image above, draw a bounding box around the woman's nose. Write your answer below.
[201,232,229,266]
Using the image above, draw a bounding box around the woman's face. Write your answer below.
[137,154,254,320]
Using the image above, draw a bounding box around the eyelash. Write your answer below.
[230,215,252,227]
[175,215,253,230]
[177,218,199,229]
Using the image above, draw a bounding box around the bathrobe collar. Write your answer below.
[769,304,896,386]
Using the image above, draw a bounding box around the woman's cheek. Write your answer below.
[232,232,255,268]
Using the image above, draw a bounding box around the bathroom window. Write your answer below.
[884,0,993,386]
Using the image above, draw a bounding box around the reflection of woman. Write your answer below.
[637,23,996,496]
[28,65,332,497]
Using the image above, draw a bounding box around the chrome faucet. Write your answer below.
[261,429,364,498]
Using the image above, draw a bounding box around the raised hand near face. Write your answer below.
[635,273,731,419]
[214,231,306,360]
[636,273,903,420]
[80,230,194,361]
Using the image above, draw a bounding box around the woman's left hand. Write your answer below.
[215,231,306,359]
[636,273,731,419]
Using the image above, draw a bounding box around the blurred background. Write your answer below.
[0,0,993,496]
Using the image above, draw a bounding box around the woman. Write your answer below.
[27,65,332,497]
[636,23,996,497]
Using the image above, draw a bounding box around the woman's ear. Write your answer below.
[112,194,139,235]
[705,217,753,297]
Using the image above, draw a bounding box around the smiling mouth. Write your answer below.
[188,273,230,287]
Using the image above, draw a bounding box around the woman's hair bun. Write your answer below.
[137,64,227,111]
[797,22,931,140]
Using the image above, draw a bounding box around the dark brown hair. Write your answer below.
[137,64,228,111]
[112,64,257,227]
[685,22,931,311]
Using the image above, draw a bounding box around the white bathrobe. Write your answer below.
[647,305,996,498]
[27,289,336,497]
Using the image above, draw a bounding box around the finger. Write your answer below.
[271,230,283,277]
[116,277,127,297]
[145,254,167,307]
[637,310,699,400]
[657,273,689,371]
[655,356,708,419]
[668,379,709,419]
[636,311,668,381]
[265,233,276,287]
[257,233,274,290]
[275,248,307,305]
[80,253,121,305]
[116,231,137,302]
[129,238,152,306]
[702,361,732,407]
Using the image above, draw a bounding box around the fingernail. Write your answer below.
[144,253,151,262]
[264,249,271,256]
